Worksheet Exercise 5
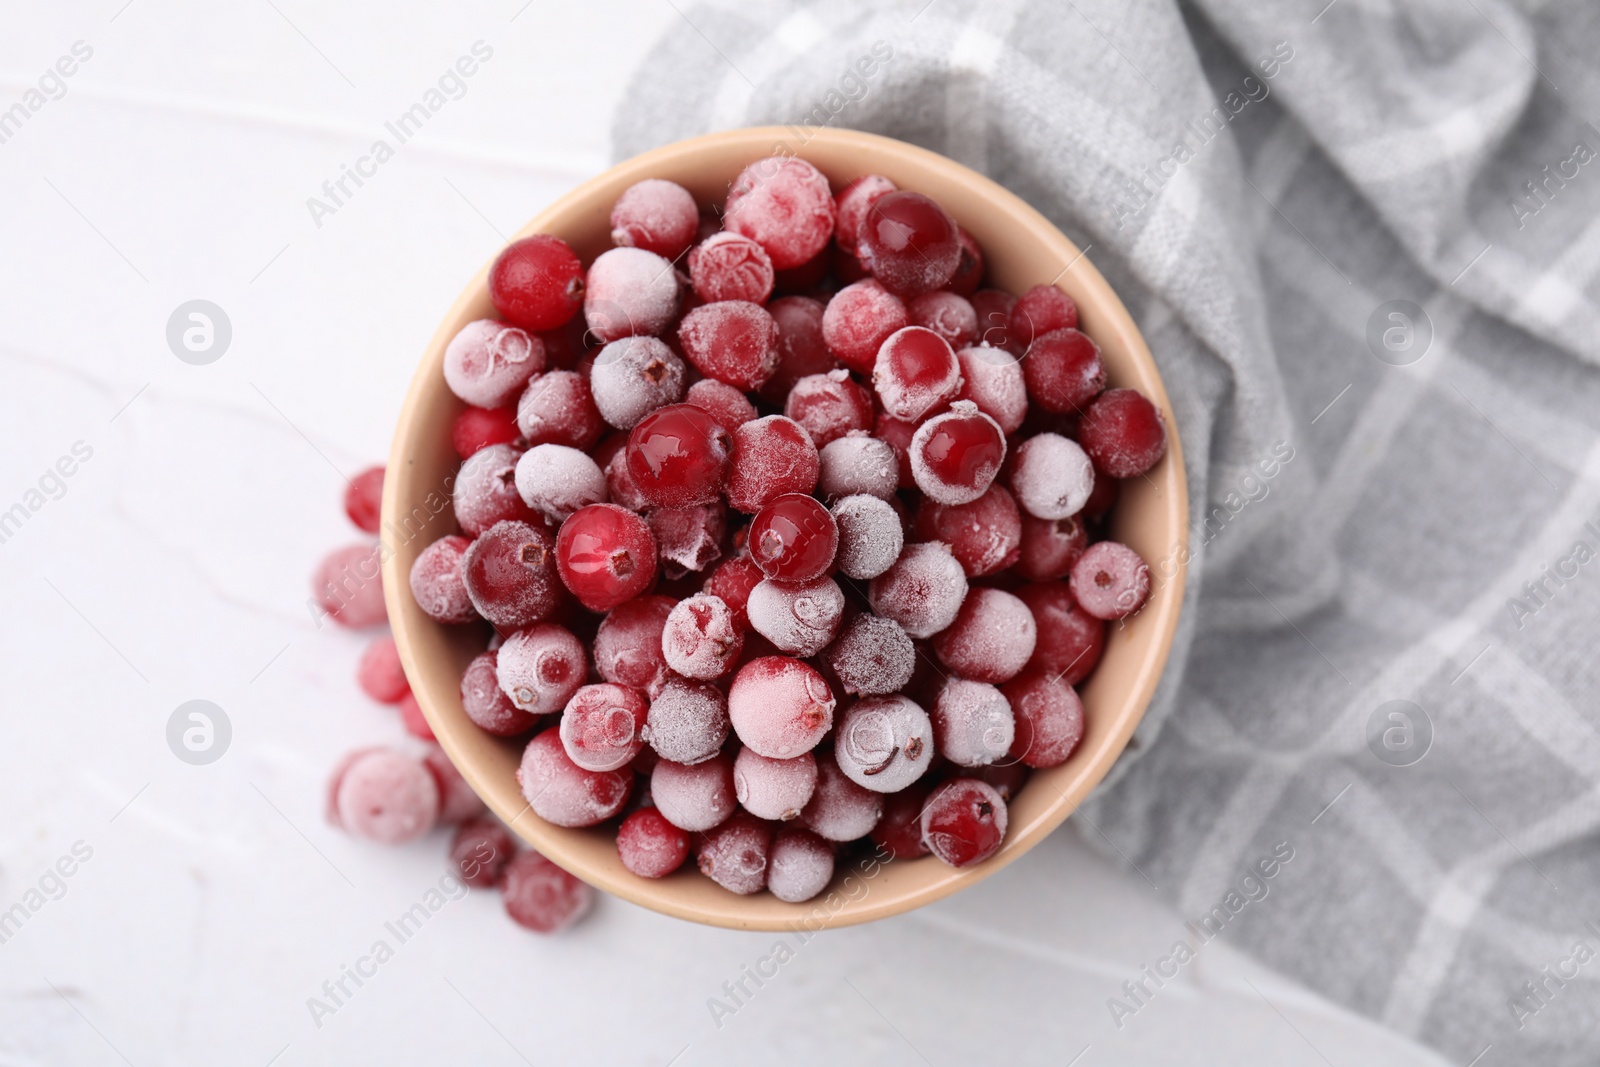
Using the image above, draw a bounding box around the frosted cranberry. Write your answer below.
[723,156,836,269]
[585,246,681,342]
[443,319,544,409]
[496,623,586,715]
[356,636,407,704]
[490,235,585,332]
[677,300,780,391]
[652,753,736,832]
[873,410,918,489]
[729,656,835,759]
[1079,388,1168,477]
[559,683,648,772]
[1009,433,1094,520]
[945,226,985,296]
[703,555,763,630]
[555,503,658,612]
[818,435,898,501]
[461,650,539,736]
[516,728,633,827]
[1016,513,1088,581]
[617,808,691,878]
[422,744,485,823]
[648,503,726,577]
[644,677,729,764]
[330,749,439,844]
[461,519,561,630]
[596,433,649,512]
[688,231,774,304]
[593,595,674,697]
[610,178,698,260]
[822,279,909,374]
[409,534,476,624]
[590,336,686,429]
[824,613,915,696]
[1017,582,1105,685]
[343,466,384,533]
[501,850,593,932]
[514,444,606,522]
[453,405,521,459]
[873,326,961,421]
[516,370,603,450]
[767,828,833,903]
[921,779,1006,867]
[831,494,904,580]
[1024,327,1105,414]
[453,445,531,538]
[734,748,818,821]
[1012,283,1080,348]
[910,402,1006,506]
[970,289,1020,354]
[1082,470,1119,519]
[871,782,932,859]
[868,542,968,639]
[749,494,837,582]
[909,290,978,350]
[784,370,873,448]
[397,692,435,740]
[450,816,515,888]
[1002,671,1085,768]
[761,295,835,404]
[932,588,1037,683]
[933,679,1014,767]
[685,378,757,433]
[833,174,897,257]
[800,751,882,841]
[747,575,845,657]
[625,403,732,508]
[312,543,387,628]
[858,191,960,297]
[955,345,1027,435]
[914,484,1021,578]
[835,695,934,792]
[662,593,743,679]
[1071,541,1152,620]
[727,415,819,513]
[697,811,774,895]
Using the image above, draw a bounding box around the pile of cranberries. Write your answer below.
[406,159,1166,903]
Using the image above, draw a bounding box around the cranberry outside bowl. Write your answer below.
[381,127,1188,931]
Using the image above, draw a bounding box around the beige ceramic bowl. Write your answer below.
[382,127,1187,931]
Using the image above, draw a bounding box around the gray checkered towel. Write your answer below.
[613,1,1600,1061]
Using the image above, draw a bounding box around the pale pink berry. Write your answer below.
[330,749,439,844]
[823,614,915,696]
[1070,541,1152,620]
[584,246,680,342]
[932,678,1015,767]
[616,808,690,878]
[868,542,968,639]
[767,828,834,903]
[909,291,978,350]
[516,729,633,827]
[643,677,729,765]
[818,434,899,501]
[501,850,594,932]
[559,683,648,772]
[311,543,388,628]
[461,649,538,737]
[661,593,743,679]
[733,748,817,821]
[1009,433,1094,520]
[496,623,587,715]
[728,656,835,759]
[1001,671,1085,768]
[696,811,773,895]
[647,502,726,578]
[443,319,545,409]
[723,156,836,269]
[409,535,477,624]
[590,336,686,429]
[453,443,536,537]
[593,595,675,698]
[610,178,698,260]
[746,576,845,657]
[422,744,487,824]
[688,231,775,304]
[651,753,736,832]
[931,588,1037,683]
[955,345,1027,434]
[514,444,607,521]
[800,751,882,842]
[831,494,904,580]
[834,695,934,793]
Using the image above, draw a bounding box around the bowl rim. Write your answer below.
[382,125,1188,930]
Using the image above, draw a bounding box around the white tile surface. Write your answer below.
[0,2,1452,1064]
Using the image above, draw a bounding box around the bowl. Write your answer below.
[382,126,1187,931]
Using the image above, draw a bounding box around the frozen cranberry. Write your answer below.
[596,433,648,512]
[590,336,686,429]
[800,751,882,841]
[729,656,835,759]
[766,828,833,903]
[955,345,1027,435]
[501,849,593,932]
[783,370,873,448]
[644,677,729,764]
[1015,513,1088,582]
[555,503,657,612]
[443,319,545,409]
[749,494,837,582]
[868,542,967,639]
[330,748,439,844]
[970,289,1020,354]
[696,810,774,895]
[648,503,726,577]
[733,749,817,822]
[873,326,961,421]
[461,519,561,630]
[970,760,1030,801]
[617,807,691,878]
[871,782,932,859]
[409,534,476,624]
[1070,541,1151,620]
[1024,327,1104,414]
[831,494,904,580]
[454,405,521,459]
[490,235,585,332]
[932,679,1014,767]
[312,543,387,628]
[921,778,1006,867]
[461,649,539,736]
[625,403,731,509]
[726,415,819,513]
[833,174,897,257]
[585,246,681,342]
[453,444,535,536]
[357,636,408,704]
[723,156,836,269]
[817,434,897,501]
[747,576,845,657]
[873,410,918,489]
[909,402,1006,506]
[1002,670,1085,768]
[1017,582,1105,685]
[685,378,757,433]
[1009,433,1094,520]
[931,588,1037,683]
[652,753,737,832]
[1082,470,1119,520]
[945,226,985,296]
[909,290,978,350]
[835,695,934,793]
[496,623,586,716]
[822,279,909,374]
[1012,283,1080,348]
[516,728,633,827]
[558,683,648,772]
[761,295,835,404]
[703,555,763,630]
[514,444,606,522]
[610,178,698,260]
[593,594,674,696]
[450,816,515,888]
[858,191,961,297]
[422,744,485,823]
[1079,388,1168,477]
[662,594,742,679]
[824,613,915,696]
[343,465,384,533]
[677,300,780,391]
[914,484,1022,578]
[516,370,604,450]
[397,692,435,739]
[688,231,774,304]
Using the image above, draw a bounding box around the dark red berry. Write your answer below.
[1016,582,1104,686]
[970,289,1021,354]
[1078,388,1167,477]
[617,807,690,878]
[1002,670,1085,768]
[555,503,658,612]
[909,402,1007,506]
[489,235,585,332]
[726,415,820,514]
[517,370,604,450]
[920,778,1007,867]
[450,816,515,888]
[703,555,763,630]
[343,466,384,532]
[461,649,540,737]
[761,295,835,405]
[945,226,985,296]
[625,403,732,508]
[914,484,1023,577]
[870,781,932,860]
[1023,328,1105,414]
[677,300,780,391]
[857,191,961,297]
[452,405,521,459]
[1015,512,1088,581]
[749,493,838,582]
[1012,284,1079,347]
[461,519,562,630]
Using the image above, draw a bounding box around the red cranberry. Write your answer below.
[1016,582,1104,685]
[644,677,729,765]
[873,326,961,421]
[585,246,681,342]
[617,807,690,878]
[970,289,1021,354]
[909,401,1006,505]
[592,595,674,698]
[676,300,780,391]
[834,694,934,793]
[823,613,915,696]
[1023,328,1105,414]
[653,753,738,831]
[610,178,698,260]
[932,678,1014,767]
[559,682,648,772]
[722,156,836,269]
[517,369,604,450]
[662,593,743,679]
[784,370,874,448]
[625,403,732,508]
[969,760,1030,801]
[945,226,985,296]
[749,494,838,582]
[501,850,593,932]
[1070,541,1152,620]
[766,828,834,903]
[514,444,605,522]
[746,575,845,657]
[489,235,585,332]
[931,587,1037,683]
[913,484,1022,577]
[357,636,409,704]
[871,781,932,859]
[461,649,540,736]
[555,503,658,612]
[733,748,818,821]
[410,534,477,624]
[821,279,909,375]
[648,502,726,577]
[343,466,384,533]
[450,816,515,888]
[727,415,820,513]
[1078,388,1168,477]
[452,405,521,459]
[1009,433,1094,520]
[773,245,830,294]
[819,435,900,501]
[920,778,1006,867]
[1016,512,1088,581]
[703,555,763,630]
[688,231,774,304]
[422,745,485,823]
[444,320,545,408]
[496,623,586,716]
[728,656,835,759]
[833,174,897,257]
[857,191,961,297]
[696,810,774,895]
[801,750,883,841]
[1082,469,1119,519]
[761,295,835,404]
[955,345,1027,435]
[684,378,757,433]
[329,749,439,844]
[311,543,388,628]
[868,541,968,639]
[590,336,686,429]
[1001,670,1085,768]
[453,443,536,536]
[909,290,978,350]
[461,519,561,630]
[516,728,633,827]
[1012,283,1080,347]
